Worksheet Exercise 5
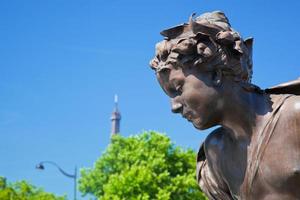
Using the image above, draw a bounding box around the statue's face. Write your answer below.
[157,66,222,130]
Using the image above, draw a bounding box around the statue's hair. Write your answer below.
[150,11,254,83]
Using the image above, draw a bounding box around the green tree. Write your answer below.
[0,176,66,200]
[79,131,207,200]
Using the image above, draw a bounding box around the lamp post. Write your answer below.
[36,161,77,200]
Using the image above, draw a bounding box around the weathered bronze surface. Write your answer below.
[150,11,300,200]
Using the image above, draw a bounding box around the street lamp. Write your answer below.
[36,161,77,200]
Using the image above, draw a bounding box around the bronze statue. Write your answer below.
[150,11,300,199]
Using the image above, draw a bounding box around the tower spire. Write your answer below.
[111,94,121,136]
[114,94,118,111]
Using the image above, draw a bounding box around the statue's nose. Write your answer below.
[171,98,183,113]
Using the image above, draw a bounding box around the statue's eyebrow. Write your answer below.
[156,65,172,74]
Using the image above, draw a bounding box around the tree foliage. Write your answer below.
[0,177,66,200]
[79,131,207,200]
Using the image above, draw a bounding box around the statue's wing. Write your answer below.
[265,78,300,95]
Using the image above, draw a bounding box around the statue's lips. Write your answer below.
[183,113,202,129]
[182,113,193,122]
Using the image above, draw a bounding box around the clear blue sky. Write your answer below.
[1,0,300,199]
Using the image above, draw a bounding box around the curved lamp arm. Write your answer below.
[36,161,76,179]
[36,161,77,200]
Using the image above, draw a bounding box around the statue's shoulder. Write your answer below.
[197,128,232,199]
[197,127,226,163]
[197,127,228,176]
[279,94,300,121]
[204,127,227,158]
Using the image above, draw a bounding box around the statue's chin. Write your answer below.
[192,118,212,130]
[192,118,204,130]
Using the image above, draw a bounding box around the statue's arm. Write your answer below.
[197,128,232,200]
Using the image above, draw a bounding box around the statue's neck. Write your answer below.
[219,90,271,144]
